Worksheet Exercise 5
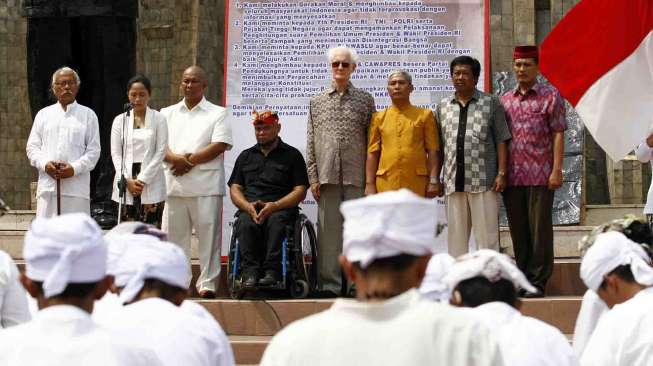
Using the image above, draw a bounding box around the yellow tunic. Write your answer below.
[367,104,440,197]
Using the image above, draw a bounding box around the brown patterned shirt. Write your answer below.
[306,82,376,187]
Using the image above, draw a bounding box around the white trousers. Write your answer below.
[36,192,90,218]
[445,191,499,257]
[167,195,223,292]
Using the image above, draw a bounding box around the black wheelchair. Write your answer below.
[226,211,319,299]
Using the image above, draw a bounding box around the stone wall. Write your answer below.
[136,0,225,107]
[0,0,31,210]
[490,0,581,73]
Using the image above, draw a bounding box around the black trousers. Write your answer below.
[237,208,297,275]
[503,186,555,290]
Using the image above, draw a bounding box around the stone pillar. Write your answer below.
[490,0,515,74]
[607,156,644,204]
[0,2,31,209]
[512,0,535,46]
[137,0,225,108]
[136,0,177,110]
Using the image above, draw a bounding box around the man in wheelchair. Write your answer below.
[227,110,309,287]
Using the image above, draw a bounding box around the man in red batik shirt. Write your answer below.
[500,45,567,297]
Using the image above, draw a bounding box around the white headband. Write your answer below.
[443,249,537,294]
[112,240,190,304]
[580,231,653,292]
[24,213,107,298]
[419,253,455,302]
[341,189,442,268]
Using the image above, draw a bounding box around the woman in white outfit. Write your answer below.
[111,74,168,227]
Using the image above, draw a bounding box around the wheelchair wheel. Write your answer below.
[290,279,309,299]
[227,220,243,299]
[293,214,318,295]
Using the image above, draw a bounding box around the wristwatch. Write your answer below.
[429,177,439,185]
[497,171,506,177]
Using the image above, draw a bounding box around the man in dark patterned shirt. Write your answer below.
[306,46,376,297]
[435,56,511,258]
[500,46,566,297]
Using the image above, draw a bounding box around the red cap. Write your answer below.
[252,110,279,125]
[513,45,538,60]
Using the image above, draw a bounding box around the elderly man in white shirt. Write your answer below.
[443,249,577,366]
[0,213,161,365]
[26,66,101,218]
[0,250,31,328]
[102,234,235,366]
[261,189,504,366]
[162,65,233,298]
[579,231,653,366]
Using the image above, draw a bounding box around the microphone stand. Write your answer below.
[117,103,132,224]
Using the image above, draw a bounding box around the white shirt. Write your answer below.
[26,101,101,199]
[132,129,149,163]
[92,292,123,324]
[572,290,608,359]
[261,289,504,366]
[161,97,233,197]
[111,107,168,204]
[472,302,577,366]
[635,141,653,213]
[0,250,31,328]
[0,305,162,365]
[101,297,235,366]
[581,287,653,366]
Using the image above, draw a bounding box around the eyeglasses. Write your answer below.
[54,80,77,87]
[331,61,351,69]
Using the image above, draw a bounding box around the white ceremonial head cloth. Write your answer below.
[443,249,538,293]
[104,233,162,276]
[104,222,148,239]
[340,189,442,268]
[419,253,455,302]
[580,231,653,292]
[23,213,107,298]
[112,239,190,304]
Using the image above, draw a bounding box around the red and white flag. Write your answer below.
[540,0,653,160]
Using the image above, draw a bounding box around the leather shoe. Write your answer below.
[520,286,545,298]
[243,273,258,288]
[199,290,216,299]
[258,270,280,286]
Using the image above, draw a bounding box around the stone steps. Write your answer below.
[229,336,270,365]
[0,226,592,260]
[583,204,645,225]
[1,208,625,263]
[198,296,582,364]
[13,258,585,297]
[195,296,581,336]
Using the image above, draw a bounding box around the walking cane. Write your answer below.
[56,177,61,216]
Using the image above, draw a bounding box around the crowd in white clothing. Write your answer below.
[1,189,653,365]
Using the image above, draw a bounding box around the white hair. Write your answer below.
[388,70,413,85]
[326,46,359,64]
[51,66,81,86]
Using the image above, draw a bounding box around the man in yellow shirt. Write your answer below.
[365,70,442,197]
